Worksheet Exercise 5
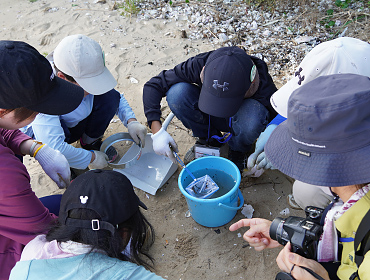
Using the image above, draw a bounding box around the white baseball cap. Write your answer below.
[270,37,370,118]
[49,34,117,95]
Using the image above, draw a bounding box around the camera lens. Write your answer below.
[269,217,284,242]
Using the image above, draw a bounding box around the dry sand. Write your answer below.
[1,0,305,279]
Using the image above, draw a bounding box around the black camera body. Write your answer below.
[269,206,324,260]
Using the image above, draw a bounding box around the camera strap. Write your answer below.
[349,208,370,280]
[320,196,339,226]
[300,266,326,280]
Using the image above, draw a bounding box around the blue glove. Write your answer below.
[247,124,277,170]
[255,151,276,170]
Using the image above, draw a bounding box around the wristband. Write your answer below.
[32,144,46,158]
[30,140,43,157]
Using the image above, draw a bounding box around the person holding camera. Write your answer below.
[230,74,370,280]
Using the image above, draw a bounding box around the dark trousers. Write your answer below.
[62,89,120,144]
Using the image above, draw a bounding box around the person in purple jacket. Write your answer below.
[0,40,84,279]
[143,46,277,171]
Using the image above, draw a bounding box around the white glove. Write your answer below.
[151,128,178,163]
[127,121,147,148]
[242,164,265,178]
[88,150,109,169]
[247,124,277,170]
[35,144,71,189]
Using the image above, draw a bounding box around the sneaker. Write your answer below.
[196,137,223,148]
[287,194,302,210]
[80,138,118,162]
[228,149,246,173]
[70,167,78,182]
[184,145,195,165]
[80,138,103,151]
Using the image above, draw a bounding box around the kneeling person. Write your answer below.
[22,35,147,172]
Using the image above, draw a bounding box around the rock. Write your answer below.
[129,77,138,83]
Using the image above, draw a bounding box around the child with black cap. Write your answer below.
[10,169,165,280]
[143,46,277,171]
[230,74,370,279]
[0,40,84,279]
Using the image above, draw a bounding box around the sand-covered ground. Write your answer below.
[1,0,368,279]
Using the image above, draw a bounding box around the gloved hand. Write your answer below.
[88,150,109,169]
[127,121,147,148]
[151,128,178,163]
[247,124,277,170]
[35,144,71,189]
[255,151,276,170]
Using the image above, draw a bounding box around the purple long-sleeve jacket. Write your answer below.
[0,128,56,280]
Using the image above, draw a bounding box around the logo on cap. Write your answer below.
[213,80,229,91]
[298,149,311,157]
[80,196,88,204]
[295,67,305,85]
[250,65,257,82]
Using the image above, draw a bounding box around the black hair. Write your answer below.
[355,183,370,190]
[45,208,155,270]
[0,107,38,123]
[53,65,77,83]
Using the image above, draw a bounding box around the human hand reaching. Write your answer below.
[247,124,277,170]
[127,120,147,148]
[88,150,109,169]
[35,144,71,189]
[276,243,329,280]
[229,218,280,251]
[151,128,178,163]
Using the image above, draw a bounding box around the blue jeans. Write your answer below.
[62,89,120,144]
[166,83,270,153]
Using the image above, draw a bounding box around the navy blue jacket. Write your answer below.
[143,48,278,126]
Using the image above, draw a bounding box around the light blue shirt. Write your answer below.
[21,92,136,169]
[9,253,165,280]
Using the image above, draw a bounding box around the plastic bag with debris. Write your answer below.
[185,174,219,199]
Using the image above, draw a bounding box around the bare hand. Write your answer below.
[229,218,280,251]
[276,243,330,280]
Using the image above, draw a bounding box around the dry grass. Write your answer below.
[248,0,370,41]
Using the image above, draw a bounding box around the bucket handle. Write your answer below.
[218,189,244,211]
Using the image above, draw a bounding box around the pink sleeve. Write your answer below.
[0,140,56,246]
[0,128,31,155]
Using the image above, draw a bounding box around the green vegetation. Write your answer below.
[320,9,335,29]
[244,0,310,11]
[116,0,140,16]
[320,0,369,38]
[335,0,351,8]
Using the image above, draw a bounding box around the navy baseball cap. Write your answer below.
[265,74,370,187]
[0,40,83,115]
[59,169,147,235]
[199,46,256,118]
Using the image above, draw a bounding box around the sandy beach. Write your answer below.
[1,0,368,279]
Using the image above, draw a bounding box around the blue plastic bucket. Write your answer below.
[178,156,243,227]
